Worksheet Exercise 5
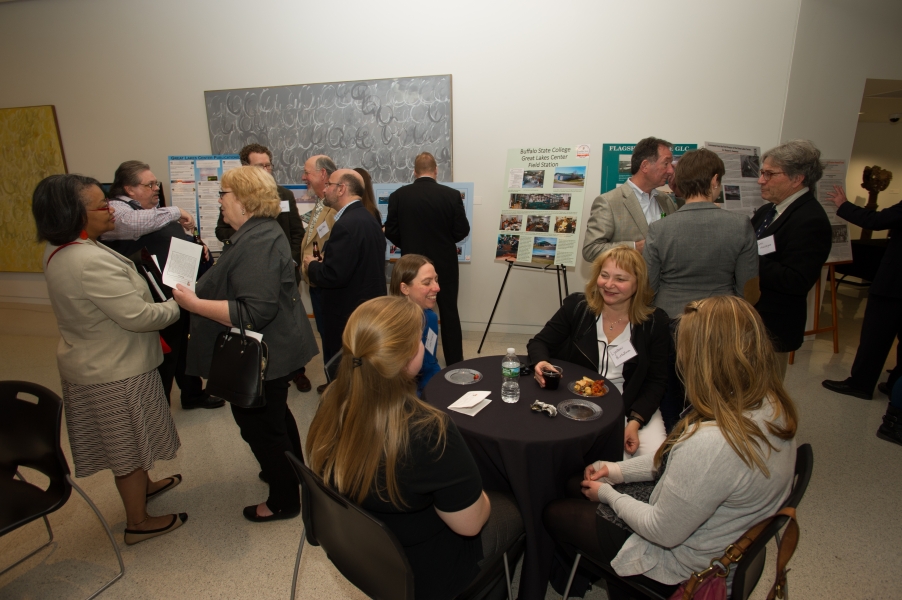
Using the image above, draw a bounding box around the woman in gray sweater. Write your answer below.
[543,296,797,597]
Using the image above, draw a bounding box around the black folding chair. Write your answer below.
[286,451,521,600]
[0,381,124,599]
[561,443,813,600]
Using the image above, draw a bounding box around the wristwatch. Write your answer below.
[627,413,645,429]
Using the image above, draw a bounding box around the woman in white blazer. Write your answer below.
[33,174,186,545]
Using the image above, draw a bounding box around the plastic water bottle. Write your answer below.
[501,348,520,403]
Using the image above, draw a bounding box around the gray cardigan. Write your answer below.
[597,400,795,585]
[643,203,757,319]
[187,217,318,380]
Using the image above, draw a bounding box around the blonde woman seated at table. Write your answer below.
[306,297,523,600]
[642,148,758,320]
[542,296,798,598]
[527,247,669,458]
[390,254,442,397]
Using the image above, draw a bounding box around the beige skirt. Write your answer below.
[62,369,180,478]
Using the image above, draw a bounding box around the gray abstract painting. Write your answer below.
[204,75,453,185]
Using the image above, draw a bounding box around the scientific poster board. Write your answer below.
[0,105,68,273]
[704,141,765,217]
[600,143,696,194]
[372,182,474,262]
[495,146,590,267]
[816,159,853,263]
[168,155,240,252]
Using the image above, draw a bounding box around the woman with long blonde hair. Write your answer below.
[543,296,797,597]
[307,296,523,600]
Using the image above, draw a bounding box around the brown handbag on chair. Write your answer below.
[669,507,799,600]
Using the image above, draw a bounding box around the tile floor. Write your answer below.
[0,285,900,599]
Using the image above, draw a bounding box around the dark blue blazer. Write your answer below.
[307,201,386,353]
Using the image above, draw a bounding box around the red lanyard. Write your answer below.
[46,241,80,266]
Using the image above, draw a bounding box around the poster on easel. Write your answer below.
[816,159,853,263]
[168,155,241,252]
[496,145,590,267]
[600,143,697,194]
[372,182,474,262]
[704,142,765,218]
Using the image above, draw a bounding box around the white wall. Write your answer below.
[1,0,804,328]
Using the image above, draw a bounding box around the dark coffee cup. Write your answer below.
[544,366,563,390]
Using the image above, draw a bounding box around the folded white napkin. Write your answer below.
[448,391,491,416]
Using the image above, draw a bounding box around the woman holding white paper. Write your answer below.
[527,247,670,458]
[389,254,442,397]
[32,174,187,545]
[306,296,523,600]
[173,166,318,522]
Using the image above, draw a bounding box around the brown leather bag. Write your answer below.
[669,507,799,600]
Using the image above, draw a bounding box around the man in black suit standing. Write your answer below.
[303,169,386,371]
[385,152,470,365]
[751,140,832,378]
[823,187,902,401]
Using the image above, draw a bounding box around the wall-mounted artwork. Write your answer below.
[0,105,68,272]
[204,75,452,185]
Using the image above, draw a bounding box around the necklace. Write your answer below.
[603,314,626,331]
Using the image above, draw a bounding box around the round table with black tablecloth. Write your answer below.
[424,355,624,600]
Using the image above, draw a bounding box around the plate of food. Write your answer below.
[568,377,609,398]
[445,368,483,385]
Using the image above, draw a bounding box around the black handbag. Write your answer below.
[205,300,268,408]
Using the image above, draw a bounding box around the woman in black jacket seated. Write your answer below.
[528,246,669,458]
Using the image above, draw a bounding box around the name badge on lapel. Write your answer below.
[610,341,637,366]
[316,222,330,239]
[757,236,776,256]
[280,200,290,213]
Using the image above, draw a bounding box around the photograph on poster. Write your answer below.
[508,193,571,210]
[522,170,545,188]
[526,215,550,232]
[553,166,586,188]
[378,194,390,205]
[496,234,520,260]
[740,155,760,178]
[832,224,849,244]
[618,157,632,174]
[500,214,522,231]
[555,216,577,234]
[532,237,557,265]
[390,244,400,254]
[725,185,741,201]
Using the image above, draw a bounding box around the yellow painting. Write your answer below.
[0,106,68,272]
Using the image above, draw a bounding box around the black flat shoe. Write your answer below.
[258,471,270,484]
[124,513,188,545]
[822,379,872,400]
[182,394,226,410]
[242,504,300,523]
[147,474,182,500]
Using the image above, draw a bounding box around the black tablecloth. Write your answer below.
[424,356,624,600]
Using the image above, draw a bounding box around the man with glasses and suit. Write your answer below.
[582,137,678,262]
[751,140,832,378]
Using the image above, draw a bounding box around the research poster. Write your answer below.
[496,145,590,267]
[372,182,475,262]
[168,155,241,252]
[816,159,853,264]
[600,143,697,194]
[704,142,765,218]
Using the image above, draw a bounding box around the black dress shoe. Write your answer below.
[182,394,226,410]
[242,504,299,523]
[293,372,312,392]
[258,470,270,484]
[878,382,891,396]
[822,379,872,400]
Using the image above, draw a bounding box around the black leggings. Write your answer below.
[543,479,678,598]
[230,374,303,513]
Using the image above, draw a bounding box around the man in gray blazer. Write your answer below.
[582,137,678,262]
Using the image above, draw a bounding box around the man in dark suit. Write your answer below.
[751,140,832,378]
[385,152,470,365]
[303,169,386,370]
[823,187,902,400]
